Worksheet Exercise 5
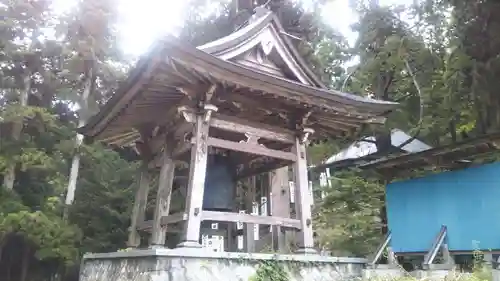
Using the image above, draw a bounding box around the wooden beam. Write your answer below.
[150,148,175,247]
[201,211,301,230]
[98,95,192,145]
[174,122,193,140]
[173,141,192,159]
[137,212,188,231]
[177,114,210,248]
[102,130,139,145]
[161,212,188,224]
[137,222,183,233]
[219,91,292,117]
[148,133,166,156]
[207,137,296,161]
[144,113,193,155]
[237,158,291,179]
[136,220,154,231]
[244,177,256,252]
[148,139,193,169]
[179,109,296,144]
[210,114,295,144]
[127,167,151,247]
[270,167,291,253]
[292,136,316,254]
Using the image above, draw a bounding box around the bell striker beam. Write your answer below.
[293,128,316,253]
[177,105,214,248]
[150,146,176,247]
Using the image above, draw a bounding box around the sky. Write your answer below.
[53,0,412,56]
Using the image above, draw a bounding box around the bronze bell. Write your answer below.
[202,154,236,211]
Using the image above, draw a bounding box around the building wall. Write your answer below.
[386,161,500,253]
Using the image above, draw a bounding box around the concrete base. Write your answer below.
[492,269,500,281]
[79,248,366,281]
[363,265,406,279]
[411,269,457,280]
[363,264,465,280]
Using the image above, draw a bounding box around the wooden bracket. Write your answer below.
[241,133,260,145]
[178,106,195,123]
[205,84,217,102]
[301,128,314,144]
[301,110,313,127]
[203,104,218,123]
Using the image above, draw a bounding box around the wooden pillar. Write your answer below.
[292,135,316,254]
[243,176,256,252]
[177,115,210,248]
[150,147,175,247]
[270,167,291,253]
[227,199,239,252]
[127,166,151,247]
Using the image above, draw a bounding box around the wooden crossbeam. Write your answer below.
[200,210,301,230]
[148,141,192,168]
[137,224,183,233]
[210,114,295,144]
[137,212,188,231]
[207,137,296,161]
[237,158,291,179]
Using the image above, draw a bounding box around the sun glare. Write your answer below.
[50,0,412,56]
[51,0,186,56]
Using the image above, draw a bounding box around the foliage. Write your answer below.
[249,260,289,281]
[314,169,384,256]
[312,0,500,255]
[68,144,138,253]
[444,0,500,135]
[0,0,132,280]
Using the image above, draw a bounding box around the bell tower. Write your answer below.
[78,7,396,254]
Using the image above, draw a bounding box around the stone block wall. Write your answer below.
[79,249,366,281]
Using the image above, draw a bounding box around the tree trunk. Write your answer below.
[0,238,5,264]
[19,243,30,281]
[64,129,84,206]
[6,253,11,281]
[3,73,31,190]
[63,70,94,218]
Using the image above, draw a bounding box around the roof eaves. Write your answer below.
[198,11,274,55]
[267,13,326,89]
[168,40,398,111]
[199,9,326,89]
[77,41,165,137]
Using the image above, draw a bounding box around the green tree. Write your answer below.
[59,0,124,216]
[315,169,384,256]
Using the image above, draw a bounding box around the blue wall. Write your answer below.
[386,161,500,253]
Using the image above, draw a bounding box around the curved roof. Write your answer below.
[198,8,325,88]
[79,9,397,145]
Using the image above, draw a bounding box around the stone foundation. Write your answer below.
[79,249,366,281]
[363,265,406,279]
[492,269,500,281]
